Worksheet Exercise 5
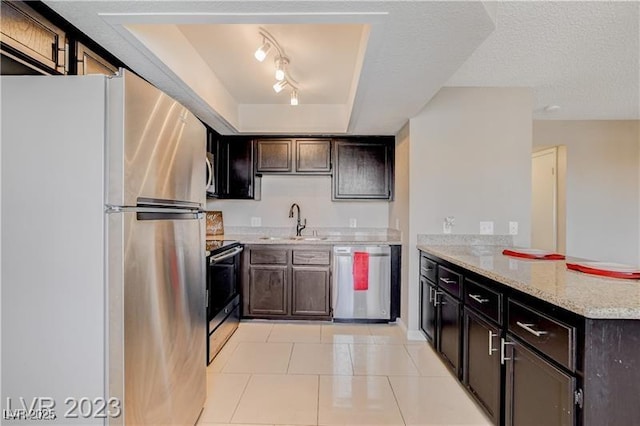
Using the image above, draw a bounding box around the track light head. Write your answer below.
[290,89,299,106]
[254,41,271,62]
[274,56,288,81]
[273,80,288,93]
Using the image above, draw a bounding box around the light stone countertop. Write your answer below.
[212,234,402,245]
[418,245,640,320]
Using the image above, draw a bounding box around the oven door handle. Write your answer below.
[209,246,243,264]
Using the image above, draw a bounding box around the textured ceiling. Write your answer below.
[447,2,640,120]
[41,1,639,134]
[42,1,494,135]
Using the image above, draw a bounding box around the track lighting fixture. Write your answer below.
[254,28,301,105]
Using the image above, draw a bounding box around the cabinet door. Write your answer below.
[505,338,576,426]
[437,290,461,376]
[248,266,288,316]
[214,136,254,199]
[291,267,330,317]
[76,42,117,76]
[295,139,331,173]
[332,139,393,199]
[464,310,501,425]
[0,1,66,74]
[256,139,292,173]
[420,277,436,345]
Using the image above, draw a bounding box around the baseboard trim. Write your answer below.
[396,318,427,342]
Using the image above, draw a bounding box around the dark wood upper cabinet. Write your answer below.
[209,132,255,199]
[0,1,66,75]
[295,139,331,173]
[76,42,117,76]
[256,138,331,175]
[256,139,292,173]
[332,138,394,200]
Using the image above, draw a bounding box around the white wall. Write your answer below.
[207,175,390,229]
[389,122,411,326]
[533,120,640,265]
[406,87,533,332]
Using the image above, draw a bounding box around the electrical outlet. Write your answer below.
[443,216,455,234]
[479,221,494,235]
[349,218,357,228]
[509,221,519,235]
[250,217,261,227]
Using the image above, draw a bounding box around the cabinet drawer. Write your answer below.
[250,249,288,265]
[420,255,437,283]
[464,279,502,324]
[293,250,330,265]
[508,300,576,371]
[438,265,462,298]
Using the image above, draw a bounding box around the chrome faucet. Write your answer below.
[288,203,307,236]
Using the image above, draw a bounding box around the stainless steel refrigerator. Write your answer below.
[2,71,206,425]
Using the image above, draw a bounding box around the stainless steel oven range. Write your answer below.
[206,240,243,364]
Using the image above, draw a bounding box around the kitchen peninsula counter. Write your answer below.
[418,244,640,319]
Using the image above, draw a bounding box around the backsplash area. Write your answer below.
[206,175,390,228]
[417,234,514,246]
[226,226,401,239]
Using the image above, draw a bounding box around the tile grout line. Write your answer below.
[402,343,421,375]
[316,374,320,426]
[227,373,252,424]
[285,341,295,374]
[386,375,408,426]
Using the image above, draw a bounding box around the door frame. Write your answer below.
[532,147,558,251]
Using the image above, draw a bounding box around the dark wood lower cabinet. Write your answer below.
[438,290,461,376]
[420,277,436,344]
[505,338,576,426]
[464,310,501,425]
[247,266,288,316]
[243,246,332,320]
[291,267,330,316]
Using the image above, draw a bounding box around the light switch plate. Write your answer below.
[349,218,357,228]
[479,221,494,235]
[250,217,261,227]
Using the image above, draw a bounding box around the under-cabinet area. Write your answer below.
[418,248,640,426]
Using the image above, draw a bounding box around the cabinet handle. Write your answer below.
[439,277,456,285]
[488,330,498,355]
[500,338,514,364]
[469,294,489,304]
[516,321,548,337]
[428,286,434,303]
[433,290,442,306]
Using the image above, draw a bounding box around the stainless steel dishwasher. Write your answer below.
[332,245,391,321]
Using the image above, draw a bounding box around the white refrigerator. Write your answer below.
[1,71,207,425]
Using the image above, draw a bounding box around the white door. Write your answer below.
[531,148,557,251]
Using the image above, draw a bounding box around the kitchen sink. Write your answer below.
[258,236,284,240]
[290,236,327,241]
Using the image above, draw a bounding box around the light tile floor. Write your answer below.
[198,322,491,426]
